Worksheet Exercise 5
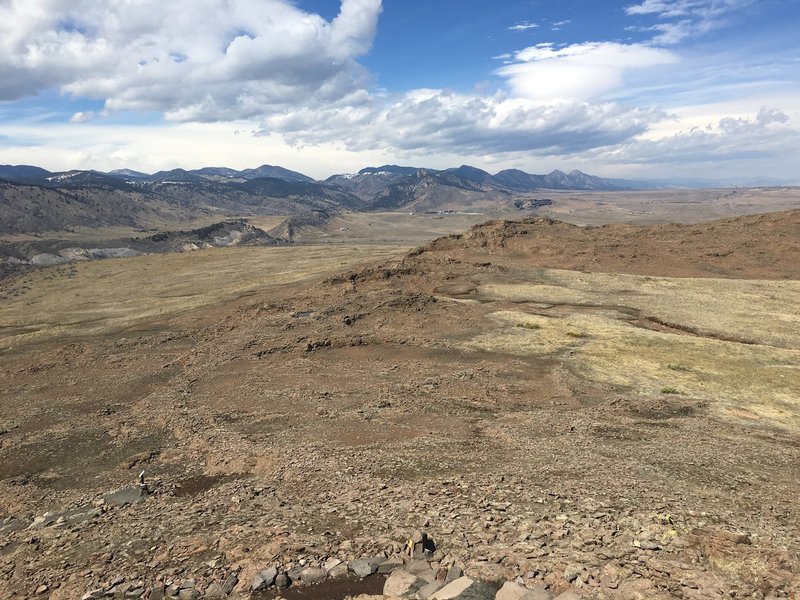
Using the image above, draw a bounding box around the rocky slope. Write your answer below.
[420,209,800,279]
[1,210,799,599]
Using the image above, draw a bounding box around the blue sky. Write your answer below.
[0,0,798,180]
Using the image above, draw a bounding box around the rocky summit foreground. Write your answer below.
[0,211,798,599]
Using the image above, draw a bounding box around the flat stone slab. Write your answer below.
[103,486,149,507]
[430,577,496,600]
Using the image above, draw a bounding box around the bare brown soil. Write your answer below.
[0,210,798,599]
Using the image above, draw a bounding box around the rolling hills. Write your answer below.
[0,209,798,599]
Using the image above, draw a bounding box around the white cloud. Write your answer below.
[260,90,665,156]
[0,0,382,120]
[587,107,800,165]
[69,111,96,123]
[496,42,678,103]
[508,22,539,31]
[625,0,754,44]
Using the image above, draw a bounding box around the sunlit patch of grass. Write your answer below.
[461,270,800,429]
[0,244,408,348]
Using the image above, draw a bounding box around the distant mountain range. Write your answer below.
[0,162,797,236]
[1,162,632,190]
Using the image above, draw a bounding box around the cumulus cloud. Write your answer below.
[0,0,382,119]
[261,89,665,156]
[496,42,677,103]
[588,108,799,164]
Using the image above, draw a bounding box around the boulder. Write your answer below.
[379,557,406,574]
[384,570,424,597]
[299,567,327,584]
[202,583,225,599]
[324,558,343,572]
[251,566,278,591]
[417,580,446,599]
[495,582,543,600]
[350,559,379,578]
[522,585,552,600]
[430,577,496,600]
[328,562,350,579]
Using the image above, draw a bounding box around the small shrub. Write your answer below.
[666,363,690,372]
[515,322,540,330]
[661,387,680,395]
[566,331,588,338]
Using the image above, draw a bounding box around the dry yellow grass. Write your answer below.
[460,268,800,428]
[0,244,408,349]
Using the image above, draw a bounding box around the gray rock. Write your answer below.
[324,558,343,572]
[563,564,583,583]
[407,559,437,582]
[495,582,531,600]
[81,590,104,600]
[523,585,552,600]
[349,559,378,578]
[417,580,446,599]
[109,583,132,596]
[251,566,278,591]
[177,589,200,600]
[28,512,58,529]
[274,572,290,589]
[328,562,349,579]
[64,507,102,527]
[299,567,327,584]
[222,573,238,595]
[430,577,496,600]
[378,557,405,574]
[103,486,149,507]
[446,566,463,583]
[0,518,27,536]
[149,583,166,600]
[384,570,424,597]
[203,583,225,599]
[125,589,145,598]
